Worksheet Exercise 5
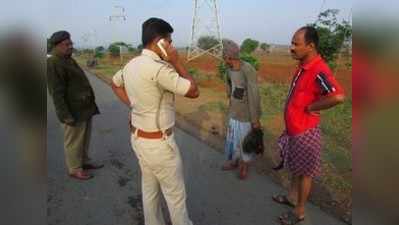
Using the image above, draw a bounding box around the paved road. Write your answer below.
[47,73,345,225]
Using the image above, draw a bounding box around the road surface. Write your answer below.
[47,72,346,225]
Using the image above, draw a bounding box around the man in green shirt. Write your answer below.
[47,31,103,180]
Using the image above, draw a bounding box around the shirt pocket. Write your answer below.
[232,86,246,101]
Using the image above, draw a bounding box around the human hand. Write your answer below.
[64,117,76,126]
[128,111,133,132]
[306,105,320,116]
[251,120,262,129]
[165,44,179,66]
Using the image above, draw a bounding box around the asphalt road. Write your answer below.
[47,72,346,225]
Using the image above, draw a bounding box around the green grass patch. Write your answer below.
[259,82,289,118]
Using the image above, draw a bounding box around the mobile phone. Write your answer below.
[157,39,168,58]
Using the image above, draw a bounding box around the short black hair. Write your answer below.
[50,30,71,46]
[142,18,174,46]
[299,26,319,50]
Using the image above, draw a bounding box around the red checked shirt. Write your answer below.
[284,55,344,136]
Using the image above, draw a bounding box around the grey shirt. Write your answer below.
[226,61,262,123]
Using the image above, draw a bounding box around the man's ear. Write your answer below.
[309,42,316,51]
[154,36,161,43]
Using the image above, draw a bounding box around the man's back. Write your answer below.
[113,49,191,132]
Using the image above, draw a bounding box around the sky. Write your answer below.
[1,0,353,48]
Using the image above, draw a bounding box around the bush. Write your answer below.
[218,62,227,81]
[95,46,105,52]
[94,46,105,58]
[260,42,270,52]
[108,44,120,57]
[47,38,52,53]
[218,53,260,82]
[197,36,219,50]
[94,51,104,59]
[310,9,352,70]
[240,53,260,70]
[240,38,259,54]
[188,67,200,80]
[108,42,129,57]
[128,47,136,53]
[137,44,143,52]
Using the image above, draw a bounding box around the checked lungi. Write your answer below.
[277,127,322,178]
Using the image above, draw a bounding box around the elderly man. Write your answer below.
[47,31,103,180]
[111,18,199,225]
[221,39,262,180]
[272,26,345,225]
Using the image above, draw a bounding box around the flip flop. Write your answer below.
[279,211,305,225]
[272,194,296,207]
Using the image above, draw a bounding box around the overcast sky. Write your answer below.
[1,0,353,48]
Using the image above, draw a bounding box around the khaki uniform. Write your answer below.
[62,119,92,173]
[113,49,193,225]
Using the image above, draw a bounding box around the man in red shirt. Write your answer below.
[272,26,345,225]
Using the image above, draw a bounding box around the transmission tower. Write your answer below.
[109,5,127,21]
[108,5,127,43]
[187,0,223,61]
[80,29,97,48]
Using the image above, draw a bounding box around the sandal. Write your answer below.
[272,194,296,207]
[279,211,305,225]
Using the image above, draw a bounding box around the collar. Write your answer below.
[142,49,161,61]
[300,54,323,70]
[51,50,71,60]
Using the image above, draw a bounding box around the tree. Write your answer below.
[95,46,105,52]
[218,53,260,82]
[310,9,352,69]
[137,44,143,52]
[197,36,219,50]
[240,38,259,54]
[94,46,105,58]
[47,38,52,53]
[260,42,270,52]
[108,44,120,57]
[126,44,136,53]
[108,42,128,57]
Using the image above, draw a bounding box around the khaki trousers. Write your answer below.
[131,132,193,225]
[62,119,92,173]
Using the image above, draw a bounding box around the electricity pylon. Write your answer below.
[187,0,223,61]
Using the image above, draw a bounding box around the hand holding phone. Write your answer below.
[157,39,168,59]
[157,38,179,65]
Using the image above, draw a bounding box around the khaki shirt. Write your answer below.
[112,49,191,132]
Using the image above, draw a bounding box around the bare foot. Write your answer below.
[221,161,238,171]
[239,161,249,179]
